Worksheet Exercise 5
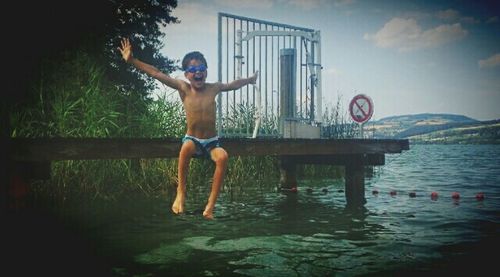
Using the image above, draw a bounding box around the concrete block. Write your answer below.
[283,120,321,138]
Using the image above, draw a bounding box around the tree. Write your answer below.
[3,0,178,114]
[106,0,180,93]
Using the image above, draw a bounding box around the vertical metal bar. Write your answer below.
[316,31,323,124]
[271,28,274,128]
[225,17,229,121]
[217,13,223,135]
[239,20,243,101]
[310,40,315,122]
[284,28,287,48]
[256,23,265,126]
[232,18,239,136]
[264,24,268,120]
[299,37,303,118]
[239,19,244,135]
[277,26,281,119]
[232,18,236,130]
[305,40,309,121]
[245,20,250,107]
[236,22,243,136]
[252,22,256,111]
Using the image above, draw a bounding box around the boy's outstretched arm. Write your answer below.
[118,38,184,90]
[219,71,259,92]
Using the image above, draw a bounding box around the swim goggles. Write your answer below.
[185,64,207,73]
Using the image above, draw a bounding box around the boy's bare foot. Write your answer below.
[171,192,185,214]
[203,207,214,220]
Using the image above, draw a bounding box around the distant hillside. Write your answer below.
[407,121,500,144]
[365,113,500,144]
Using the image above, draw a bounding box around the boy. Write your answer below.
[118,38,258,219]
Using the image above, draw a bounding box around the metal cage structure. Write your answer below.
[217,13,322,138]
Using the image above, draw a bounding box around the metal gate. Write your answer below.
[217,12,322,138]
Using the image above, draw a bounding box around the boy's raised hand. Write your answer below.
[118,38,133,63]
[250,71,259,84]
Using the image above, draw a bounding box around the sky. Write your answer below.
[160,0,500,121]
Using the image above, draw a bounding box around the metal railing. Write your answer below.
[217,12,322,138]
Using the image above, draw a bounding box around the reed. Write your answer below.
[321,95,358,139]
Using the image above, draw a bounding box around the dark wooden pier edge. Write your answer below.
[7,137,409,208]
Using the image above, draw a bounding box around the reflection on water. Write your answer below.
[6,144,500,276]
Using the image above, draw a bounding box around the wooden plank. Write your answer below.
[9,138,409,161]
[223,138,409,156]
[279,154,385,166]
[10,138,181,161]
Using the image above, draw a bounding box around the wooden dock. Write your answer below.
[7,137,409,207]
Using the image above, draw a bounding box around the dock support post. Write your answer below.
[2,139,10,214]
[345,163,366,207]
[279,157,297,189]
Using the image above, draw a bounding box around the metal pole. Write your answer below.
[217,13,223,135]
[280,48,296,136]
[316,31,323,124]
[310,42,315,123]
[236,30,242,78]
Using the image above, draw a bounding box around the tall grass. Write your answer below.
[321,95,358,139]
[11,51,177,200]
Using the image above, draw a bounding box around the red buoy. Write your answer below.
[431,192,439,200]
[389,190,397,196]
[475,192,485,201]
[451,192,460,199]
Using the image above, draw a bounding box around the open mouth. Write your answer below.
[194,75,204,81]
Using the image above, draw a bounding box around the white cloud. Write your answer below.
[479,53,500,68]
[364,17,468,52]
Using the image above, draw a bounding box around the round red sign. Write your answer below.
[349,94,374,124]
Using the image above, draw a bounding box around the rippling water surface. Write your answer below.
[9,144,500,276]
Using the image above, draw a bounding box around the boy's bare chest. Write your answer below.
[183,93,216,112]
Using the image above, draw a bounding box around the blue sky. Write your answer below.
[161,0,499,121]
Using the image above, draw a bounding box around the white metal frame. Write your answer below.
[218,13,322,138]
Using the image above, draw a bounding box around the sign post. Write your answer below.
[349,94,374,138]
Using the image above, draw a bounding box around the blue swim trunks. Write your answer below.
[182,135,221,159]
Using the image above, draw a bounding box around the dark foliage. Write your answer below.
[2,0,178,117]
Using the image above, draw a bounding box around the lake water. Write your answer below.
[6,144,500,276]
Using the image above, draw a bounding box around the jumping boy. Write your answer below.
[118,38,258,219]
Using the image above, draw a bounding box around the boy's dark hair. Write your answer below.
[182,51,207,70]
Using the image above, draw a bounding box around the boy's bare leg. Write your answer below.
[172,141,196,214]
[204,148,229,219]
